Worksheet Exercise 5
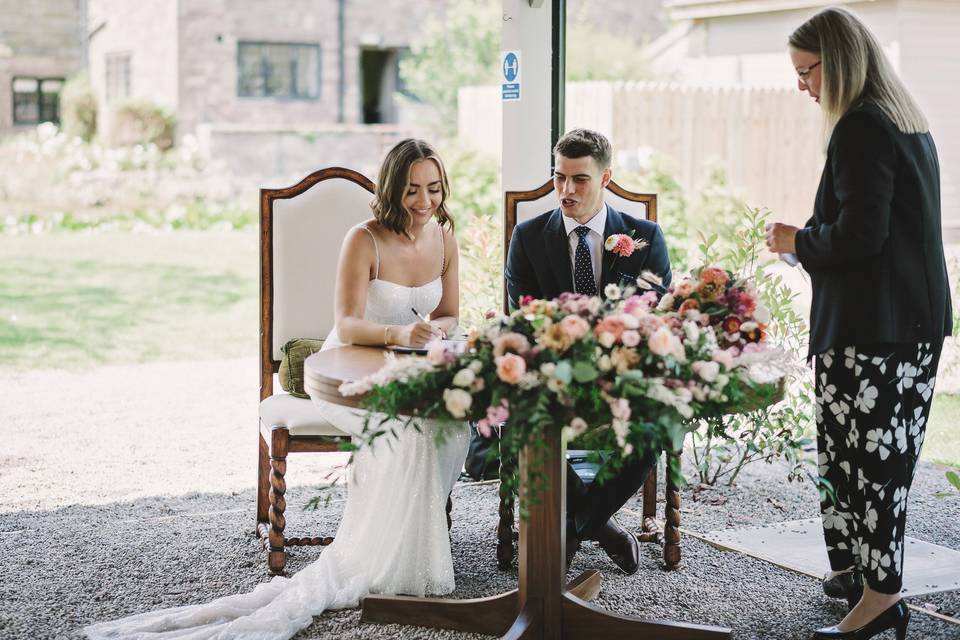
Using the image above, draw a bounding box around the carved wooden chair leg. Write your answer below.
[446,493,453,531]
[496,450,516,570]
[256,431,271,533]
[663,450,682,569]
[636,461,662,544]
[267,425,290,575]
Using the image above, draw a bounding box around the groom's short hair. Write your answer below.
[553,129,612,170]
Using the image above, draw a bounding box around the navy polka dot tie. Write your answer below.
[573,226,597,296]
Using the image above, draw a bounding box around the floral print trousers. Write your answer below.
[815,341,941,594]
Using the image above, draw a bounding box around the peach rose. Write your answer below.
[648,326,676,357]
[559,314,590,340]
[492,332,530,357]
[495,353,527,384]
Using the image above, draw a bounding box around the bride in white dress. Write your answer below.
[84,140,471,639]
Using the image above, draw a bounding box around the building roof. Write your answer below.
[663,0,874,20]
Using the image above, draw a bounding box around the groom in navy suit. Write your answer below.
[504,128,672,574]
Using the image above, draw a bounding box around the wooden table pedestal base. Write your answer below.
[360,432,731,640]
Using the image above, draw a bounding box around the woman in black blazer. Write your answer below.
[766,7,952,640]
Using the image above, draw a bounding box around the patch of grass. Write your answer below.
[925,393,960,468]
[0,231,257,369]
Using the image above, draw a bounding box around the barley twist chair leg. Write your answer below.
[663,450,682,569]
[268,426,289,575]
[496,450,516,570]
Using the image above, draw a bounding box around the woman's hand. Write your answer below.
[393,322,443,348]
[765,222,799,254]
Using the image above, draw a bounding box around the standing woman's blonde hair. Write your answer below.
[372,139,454,236]
[789,6,927,136]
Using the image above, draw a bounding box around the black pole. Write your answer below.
[551,0,565,169]
[337,0,346,123]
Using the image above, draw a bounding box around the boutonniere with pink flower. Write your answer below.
[604,233,648,258]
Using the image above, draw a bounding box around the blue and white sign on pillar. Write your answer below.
[501,50,521,101]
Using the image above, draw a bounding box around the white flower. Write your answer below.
[822,507,848,534]
[598,331,616,348]
[896,362,918,393]
[854,379,878,413]
[864,504,878,532]
[442,388,473,418]
[657,293,674,311]
[621,330,640,347]
[753,305,771,324]
[740,321,759,333]
[638,270,662,287]
[518,372,541,389]
[691,360,720,382]
[452,368,476,388]
[864,428,892,460]
[604,283,622,300]
[683,321,700,342]
[598,355,612,372]
[540,362,556,377]
[468,360,483,374]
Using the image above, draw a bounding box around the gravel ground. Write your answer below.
[1,357,958,639]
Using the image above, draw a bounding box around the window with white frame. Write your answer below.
[105,52,131,103]
[237,42,320,99]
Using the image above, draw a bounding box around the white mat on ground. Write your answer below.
[702,518,960,597]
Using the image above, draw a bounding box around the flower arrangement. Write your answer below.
[341,266,792,489]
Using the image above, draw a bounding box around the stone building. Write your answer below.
[0,0,85,134]
[85,0,447,178]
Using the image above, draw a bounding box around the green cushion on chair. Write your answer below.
[279,338,324,398]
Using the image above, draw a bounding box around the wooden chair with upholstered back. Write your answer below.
[257,168,374,575]
[496,178,682,570]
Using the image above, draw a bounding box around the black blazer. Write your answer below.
[505,204,672,310]
[795,102,952,358]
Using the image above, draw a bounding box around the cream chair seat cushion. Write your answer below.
[258,393,350,437]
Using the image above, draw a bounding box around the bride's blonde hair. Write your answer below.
[789,6,927,136]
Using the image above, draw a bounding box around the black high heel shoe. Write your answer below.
[811,600,910,640]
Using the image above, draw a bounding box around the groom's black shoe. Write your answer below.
[595,516,639,574]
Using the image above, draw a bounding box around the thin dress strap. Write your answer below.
[359,224,380,279]
[439,224,447,276]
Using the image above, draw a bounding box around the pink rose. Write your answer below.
[648,326,675,357]
[673,279,695,298]
[426,339,455,366]
[711,348,735,370]
[593,315,626,342]
[621,329,640,347]
[486,399,510,424]
[495,353,526,384]
[559,314,590,340]
[608,397,631,421]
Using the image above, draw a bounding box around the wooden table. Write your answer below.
[305,345,732,640]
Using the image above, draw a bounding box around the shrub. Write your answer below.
[59,74,97,141]
[109,99,176,150]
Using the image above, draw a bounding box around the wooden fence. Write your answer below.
[459,81,826,226]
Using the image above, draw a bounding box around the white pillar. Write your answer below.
[500,0,561,192]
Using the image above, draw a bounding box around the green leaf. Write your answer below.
[554,360,573,385]
[572,361,599,383]
[947,470,960,491]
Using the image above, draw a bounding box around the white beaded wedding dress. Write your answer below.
[85,227,470,639]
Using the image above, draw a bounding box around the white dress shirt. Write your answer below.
[562,203,607,293]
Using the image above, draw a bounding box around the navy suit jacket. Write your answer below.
[505,204,672,310]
